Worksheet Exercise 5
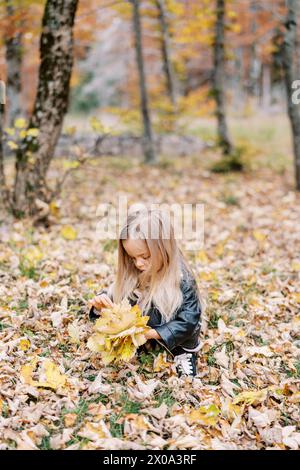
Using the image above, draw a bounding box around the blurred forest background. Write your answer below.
[0,0,300,221]
[0,0,300,451]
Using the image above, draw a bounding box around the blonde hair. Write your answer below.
[108,208,204,322]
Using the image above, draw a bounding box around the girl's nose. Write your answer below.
[136,259,144,270]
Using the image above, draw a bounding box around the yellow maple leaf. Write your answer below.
[153,352,170,372]
[49,201,60,217]
[62,160,80,170]
[196,250,209,264]
[20,358,67,390]
[14,117,27,128]
[291,262,300,272]
[27,128,39,137]
[7,140,18,150]
[253,230,267,243]
[20,357,39,385]
[64,126,77,136]
[23,246,43,267]
[19,339,31,351]
[199,271,217,282]
[215,242,225,257]
[36,360,67,390]
[4,127,15,136]
[60,225,77,240]
[233,389,267,406]
[129,415,150,430]
[209,289,219,301]
[89,117,111,134]
[222,399,243,421]
[87,333,106,353]
[117,336,136,362]
[87,299,150,364]
[187,404,221,427]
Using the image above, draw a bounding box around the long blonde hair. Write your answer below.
[108,208,204,322]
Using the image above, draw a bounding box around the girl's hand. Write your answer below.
[144,328,161,340]
[88,294,114,312]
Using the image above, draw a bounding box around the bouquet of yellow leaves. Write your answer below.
[87,298,150,365]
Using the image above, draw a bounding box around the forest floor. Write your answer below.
[0,117,300,449]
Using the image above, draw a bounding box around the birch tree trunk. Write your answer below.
[281,0,300,190]
[213,0,233,155]
[131,0,156,163]
[13,0,79,216]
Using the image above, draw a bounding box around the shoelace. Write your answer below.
[174,353,194,375]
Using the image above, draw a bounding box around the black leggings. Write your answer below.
[137,340,192,358]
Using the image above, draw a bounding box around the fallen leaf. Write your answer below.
[60,225,77,240]
[87,299,150,364]
[187,404,221,427]
[68,321,81,344]
[233,389,268,406]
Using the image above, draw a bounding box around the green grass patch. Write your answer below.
[109,413,124,438]
[0,322,11,331]
[19,261,39,280]
[207,311,221,329]
[285,361,300,379]
[38,436,52,450]
[11,298,29,316]
[154,389,176,408]
[65,434,92,449]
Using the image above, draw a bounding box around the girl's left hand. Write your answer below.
[144,328,161,340]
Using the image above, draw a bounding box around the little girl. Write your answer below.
[88,208,204,377]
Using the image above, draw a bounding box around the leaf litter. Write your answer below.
[0,155,299,449]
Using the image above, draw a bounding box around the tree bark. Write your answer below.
[0,85,11,209]
[233,47,245,112]
[155,0,176,106]
[131,0,156,163]
[247,0,261,99]
[261,63,271,112]
[213,0,233,155]
[0,103,7,208]
[13,0,79,216]
[5,0,23,127]
[281,0,300,190]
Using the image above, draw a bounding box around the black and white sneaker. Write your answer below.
[174,352,197,377]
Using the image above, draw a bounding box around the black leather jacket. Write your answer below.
[89,273,202,353]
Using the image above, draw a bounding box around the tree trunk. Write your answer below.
[261,63,271,112]
[213,0,232,155]
[155,0,176,106]
[247,0,261,100]
[13,0,79,216]
[0,102,7,208]
[0,80,11,209]
[233,47,245,112]
[131,0,156,163]
[5,0,22,127]
[281,0,300,191]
